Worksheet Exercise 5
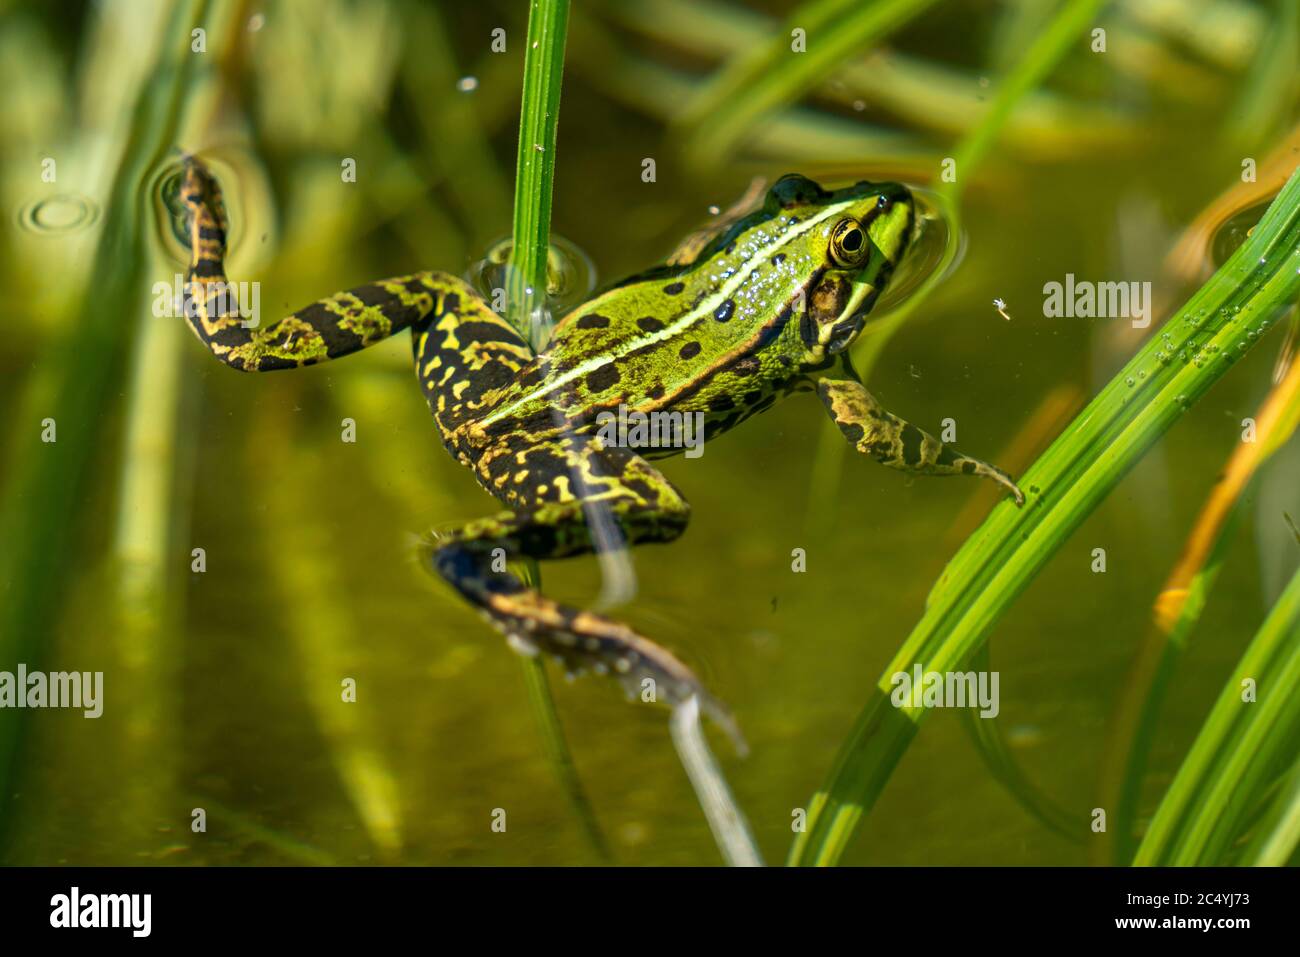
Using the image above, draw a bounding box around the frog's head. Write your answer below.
[763,174,914,361]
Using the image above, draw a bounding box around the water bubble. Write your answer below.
[17,194,99,234]
[456,76,478,93]
[1125,376,1135,387]
[469,233,597,321]
[248,12,265,31]
[1210,197,1271,266]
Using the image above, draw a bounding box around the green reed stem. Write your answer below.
[508,0,569,349]
[503,3,615,861]
[790,157,1300,866]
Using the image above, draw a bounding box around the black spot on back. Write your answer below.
[585,363,621,393]
[459,320,525,347]
[576,313,611,329]
[714,299,735,322]
[709,395,735,412]
[679,341,701,360]
[637,316,665,333]
[663,282,685,295]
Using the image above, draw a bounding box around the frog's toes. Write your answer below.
[962,457,1025,506]
[992,467,1026,507]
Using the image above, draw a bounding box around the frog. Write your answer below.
[179,158,1023,744]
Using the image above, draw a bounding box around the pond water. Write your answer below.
[0,0,1294,866]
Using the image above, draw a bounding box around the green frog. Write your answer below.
[180,159,1023,743]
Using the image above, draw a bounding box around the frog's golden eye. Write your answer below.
[829,217,870,268]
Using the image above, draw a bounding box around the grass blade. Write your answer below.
[1241,759,1300,866]
[672,0,941,170]
[1134,562,1300,865]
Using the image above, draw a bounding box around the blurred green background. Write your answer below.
[0,0,1295,865]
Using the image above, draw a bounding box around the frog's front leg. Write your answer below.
[817,377,1025,505]
[423,441,744,749]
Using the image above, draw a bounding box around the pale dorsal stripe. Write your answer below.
[482,198,855,426]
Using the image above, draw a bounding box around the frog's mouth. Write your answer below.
[825,306,868,354]
[827,252,903,352]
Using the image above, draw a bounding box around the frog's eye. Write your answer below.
[829,217,870,268]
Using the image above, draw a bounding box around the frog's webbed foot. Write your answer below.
[817,376,1025,506]
[422,445,745,753]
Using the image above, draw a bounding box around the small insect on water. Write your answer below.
[177,159,1024,743]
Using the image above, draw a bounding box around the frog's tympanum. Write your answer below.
[180,158,1023,741]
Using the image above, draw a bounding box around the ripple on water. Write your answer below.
[17,194,99,234]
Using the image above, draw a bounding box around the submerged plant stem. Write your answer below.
[670,696,763,867]
[518,559,611,861]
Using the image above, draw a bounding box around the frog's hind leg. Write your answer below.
[409,284,534,446]
[180,156,459,371]
[817,376,1025,505]
[422,441,743,749]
